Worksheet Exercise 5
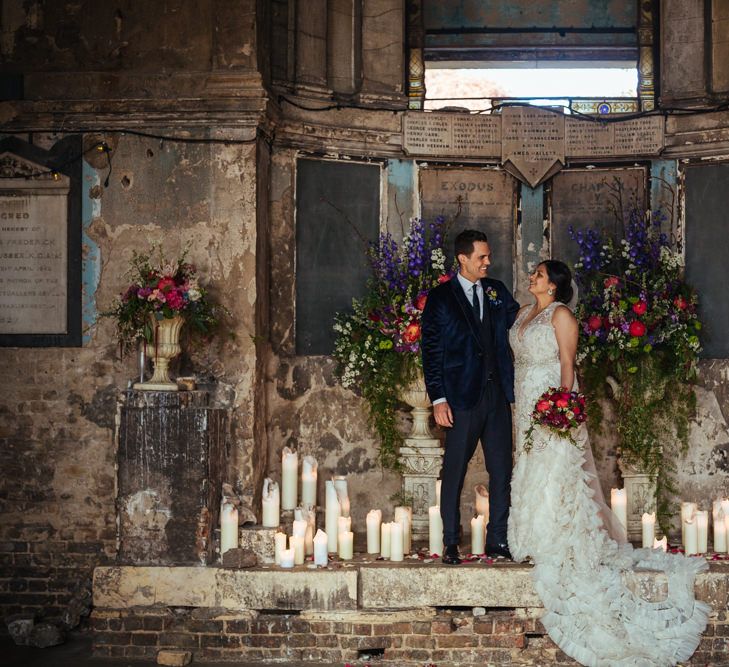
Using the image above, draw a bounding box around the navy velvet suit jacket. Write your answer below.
[421,276,520,409]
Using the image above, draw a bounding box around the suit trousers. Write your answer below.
[440,376,513,546]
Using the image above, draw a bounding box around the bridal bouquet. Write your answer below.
[523,387,587,453]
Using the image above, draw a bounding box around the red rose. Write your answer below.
[573,406,581,415]
[438,274,451,284]
[415,294,428,311]
[674,296,687,310]
[368,311,381,322]
[555,398,569,409]
[403,323,421,344]
[632,301,647,315]
[588,315,603,332]
[536,400,551,413]
[604,276,619,288]
[629,320,647,337]
[157,277,176,292]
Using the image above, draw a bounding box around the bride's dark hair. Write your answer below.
[542,260,573,304]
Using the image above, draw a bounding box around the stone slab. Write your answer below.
[93,566,358,611]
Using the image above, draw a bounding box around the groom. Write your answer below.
[421,229,520,563]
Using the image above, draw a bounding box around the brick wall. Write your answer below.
[90,606,729,664]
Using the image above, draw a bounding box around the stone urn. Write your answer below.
[397,369,443,537]
[134,315,184,391]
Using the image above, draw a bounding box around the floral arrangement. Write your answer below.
[570,203,702,526]
[333,217,453,469]
[523,387,587,453]
[101,244,229,353]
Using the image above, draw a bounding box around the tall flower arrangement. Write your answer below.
[333,217,452,469]
[570,206,702,526]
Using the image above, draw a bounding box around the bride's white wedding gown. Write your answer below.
[507,302,710,667]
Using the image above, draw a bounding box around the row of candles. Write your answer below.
[610,488,729,554]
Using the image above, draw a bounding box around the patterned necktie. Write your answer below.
[471,284,481,322]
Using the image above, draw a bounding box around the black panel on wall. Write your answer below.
[685,163,729,359]
[295,158,380,355]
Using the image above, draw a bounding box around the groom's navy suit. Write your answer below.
[421,275,520,547]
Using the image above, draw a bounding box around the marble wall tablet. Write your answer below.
[0,155,70,335]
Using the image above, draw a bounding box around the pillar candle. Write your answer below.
[471,515,486,555]
[435,480,442,507]
[274,531,287,565]
[429,506,443,556]
[220,501,239,556]
[721,498,729,517]
[333,476,350,518]
[390,522,404,562]
[338,531,354,560]
[338,516,352,535]
[610,489,627,532]
[653,536,667,552]
[313,529,328,566]
[380,522,392,558]
[696,510,708,553]
[474,485,489,519]
[279,547,295,568]
[684,518,698,555]
[724,513,729,554]
[641,512,655,549]
[325,480,340,553]
[292,519,307,539]
[394,506,412,554]
[261,478,280,528]
[294,507,315,555]
[681,501,698,547]
[301,456,318,508]
[290,535,305,565]
[714,510,727,553]
[281,447,298,510]
[366,510,382,554]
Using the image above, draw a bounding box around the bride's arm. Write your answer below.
[552,305,579,390]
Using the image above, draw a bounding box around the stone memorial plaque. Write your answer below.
[565,119,615,157]
[565,117,663,158]
[0,157,70,335]
[550,167,647,270]
[501,107,565,188]
[612,116,664,156]
[420,167,516,289]
[403,112,500,157]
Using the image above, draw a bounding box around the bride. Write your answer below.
[507,260,710,666]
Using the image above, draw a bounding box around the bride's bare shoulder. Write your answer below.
[551,303,577,326]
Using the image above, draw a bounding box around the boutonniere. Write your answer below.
[485,286,502,307]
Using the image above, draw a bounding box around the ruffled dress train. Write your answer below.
[507,302,709,666]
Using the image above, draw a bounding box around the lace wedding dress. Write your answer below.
[507,302,710,667]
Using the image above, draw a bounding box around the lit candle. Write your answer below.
[333,476,350,518]
[641,512,655,549]
[279,547,295,568]
[610,489,627,532]
[696,510,708,553]
[435,480,442,507]
[714,510,727,553]
[684,517,698,555]
[325,481,340,553]
[301,456,318,508]
[390,522,404,562]
[338,516,352,535]
[681,502,697,547]
[261,478,280,528]
[338,531,354,560]
[474,485,489,519]
[290,535,305,565]
[394,507,412,554]
[220,501,239,556]
[366,510,382,554]
[313,529,328,566]
[429,506,443,556]
[380,522,392,558]
[471,515,486,555]
[653,536,667,552]
[274,531,287,565]
[281,447,298,510]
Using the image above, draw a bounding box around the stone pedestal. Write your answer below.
[399,438,442,537]
[619,462,657,543]
[116,390,228,565]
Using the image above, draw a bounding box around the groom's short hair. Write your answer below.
[454,229,488,259]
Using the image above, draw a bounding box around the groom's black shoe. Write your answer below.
[485,542,513,560]
[442,544,462,565]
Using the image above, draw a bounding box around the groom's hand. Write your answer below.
[433,401,453,428]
